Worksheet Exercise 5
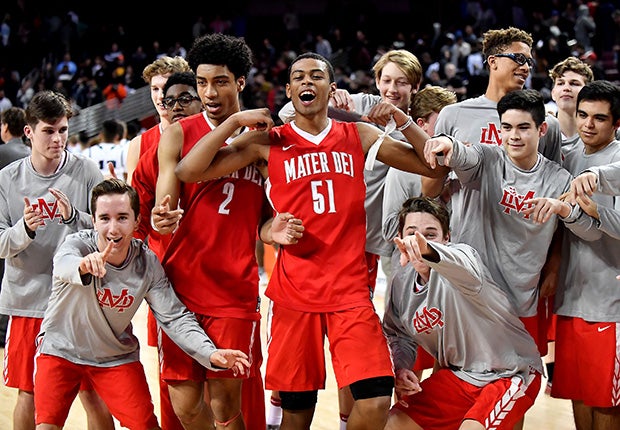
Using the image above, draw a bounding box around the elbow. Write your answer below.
[175,164,194,183]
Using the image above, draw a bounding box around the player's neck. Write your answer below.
[292,115,330,136]
[556,109,577,138]
[30,151,65,176]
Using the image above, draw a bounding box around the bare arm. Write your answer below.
[175,109,273,183]
[152,123,185,234]
[357,120,449,179]
[125,134,142,185]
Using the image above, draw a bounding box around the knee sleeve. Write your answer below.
[350,376,394,400]
[279,390,318,411]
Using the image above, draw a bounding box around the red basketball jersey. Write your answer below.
[265,120,371,312]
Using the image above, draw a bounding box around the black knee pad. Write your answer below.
[349,376,394,400]
[279,390,318,410]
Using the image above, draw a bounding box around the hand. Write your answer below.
[107,161,118,179]
[329,89,355,111]
[270,212,304,245]
[423,136,454,168]
[152,195,184,235]
[567,171,598,204]
[575,194,599,220]
[79,240,113,278]
[522,197,571,224]
[365,101,406,129]
[48,188,73,221]
[23,197,44,231]
[394,368,422,405]
[235,108,274,131]
[394,232,429,267]
[209,349,251,376]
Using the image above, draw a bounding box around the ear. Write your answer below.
[237,76,246,92]
[135,214,141,231]
[538,121,548,138]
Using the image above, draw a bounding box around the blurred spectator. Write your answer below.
[0,88,13,113]
[102,70,128,109]
[192,16,207,39]
[580,50,605,80]
[55,52,77,77]
[574,3,596,52]
[209,14,231,34]
[315,34,333,60]
[444,63,467,101]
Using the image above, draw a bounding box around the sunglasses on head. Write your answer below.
[492,53,535,68]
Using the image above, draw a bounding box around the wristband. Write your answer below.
[61,206,76,224]
[396,116,413,132]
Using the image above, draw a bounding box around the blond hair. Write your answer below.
[141,56,191,84]
[411,85,457,120]
[372,49,423,88]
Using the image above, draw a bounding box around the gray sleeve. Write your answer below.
[424,242,483,295]
[145,264,220,370]
[278,101,295,124]
[588,162,620,195]
[562,206,604,241]
[382,286,419,371]
[540,115,562,164]
[449,139,484,184]
[382,168,422,243]
[598,203,620,239]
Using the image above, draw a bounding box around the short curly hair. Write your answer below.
[186,33,253,79]
[548,56,594,83]
[482,27,533,57]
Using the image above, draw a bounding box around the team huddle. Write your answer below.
[0,26,619,430]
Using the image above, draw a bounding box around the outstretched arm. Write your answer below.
[175,108,273,183]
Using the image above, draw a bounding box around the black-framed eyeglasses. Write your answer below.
[493,53,535,68]
[161,95,201,109]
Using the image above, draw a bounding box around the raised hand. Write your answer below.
[48,188,73,221]
[423,135,454,169]
[107,161,118,180]
[151,194,184,235]
[80,240,113,278]
[23,197,44,231]
[209,349,251,376]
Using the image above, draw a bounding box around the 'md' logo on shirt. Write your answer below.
[97,288,135,312]
[480,123,501,146]
[499,187,535,218]
[32,198,64,225]
[412,306,444,334]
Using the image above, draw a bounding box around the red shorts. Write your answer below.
[160,315,260,382]
[551,316,620,407]
[365,252,380,293]
[393,368,541,430]
[4,316,41,391]
[412,347,435,372]
[520,297,548,356]
[34,353,158,430]
[265,304,394,391]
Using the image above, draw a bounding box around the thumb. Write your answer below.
[159,194,171,207]
[24,197,31,208]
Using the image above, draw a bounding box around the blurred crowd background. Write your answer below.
[1,0,619,137]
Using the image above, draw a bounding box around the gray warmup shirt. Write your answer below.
[38,230,220,368]
[556,141,620,322]
[0,151,103,317]
[383,241,543,387]
[447,140,573,316]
